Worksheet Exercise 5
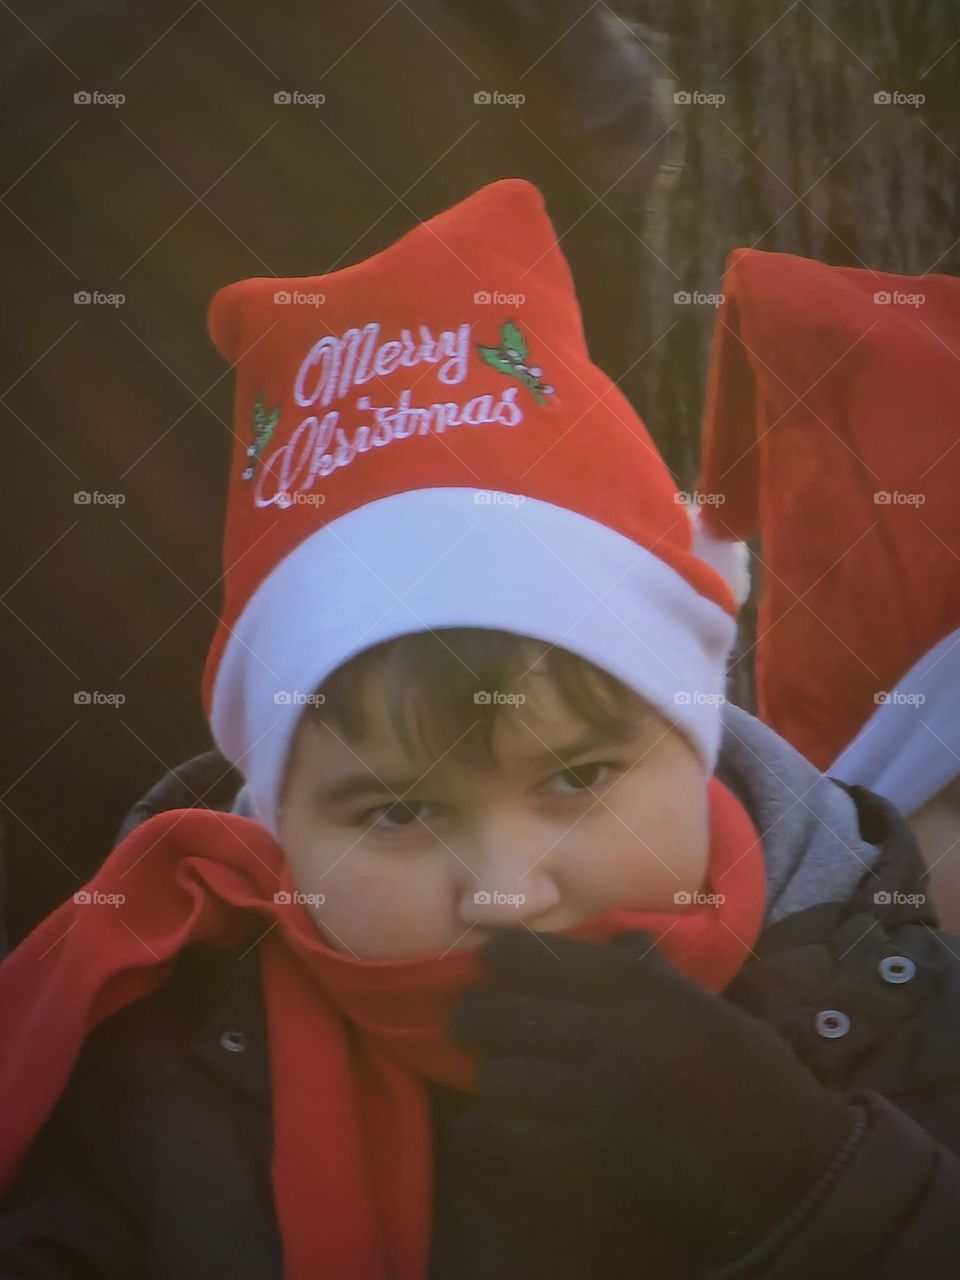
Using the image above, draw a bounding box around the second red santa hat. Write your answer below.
[203,178,739,834]
[694,246,960,791]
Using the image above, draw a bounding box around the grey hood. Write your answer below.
[715,702,883,928]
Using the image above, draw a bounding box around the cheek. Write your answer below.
[569,774,709,912]
[289,846,453,958]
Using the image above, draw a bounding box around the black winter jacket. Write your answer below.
[2,705,960,1278]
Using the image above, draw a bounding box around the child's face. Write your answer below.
[277,661,711,959]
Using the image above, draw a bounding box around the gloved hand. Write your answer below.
[447,928,860,1270]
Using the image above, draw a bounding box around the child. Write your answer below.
[1,179,958,1280]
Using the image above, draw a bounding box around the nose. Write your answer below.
[457,829,563,927]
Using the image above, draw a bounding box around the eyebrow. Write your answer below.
[316,726,644,807]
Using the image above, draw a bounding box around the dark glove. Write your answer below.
[447,928,859,1270]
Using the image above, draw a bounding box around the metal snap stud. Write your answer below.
[815,1009,851,1039]
[219,1029,249,1054]
[879,954,917,985]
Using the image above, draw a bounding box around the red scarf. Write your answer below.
[0,777,765,1278]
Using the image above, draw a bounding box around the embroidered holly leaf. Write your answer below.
[477,344,520,377]
[242,390,282,481]
[475,318,555,407]
[500,320,527,361]
[253,394,281,450]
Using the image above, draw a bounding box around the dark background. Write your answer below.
[3,0,958,944]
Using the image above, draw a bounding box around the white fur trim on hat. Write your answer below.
[688,503,752,606]
[209,488,738,836]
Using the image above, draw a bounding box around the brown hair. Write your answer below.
[307,627,652,771]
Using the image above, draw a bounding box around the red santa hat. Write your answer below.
[203,178,739,835]
[693,246,960,811]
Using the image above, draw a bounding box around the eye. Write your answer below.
[361,799,433,835]
[546,761,621,796]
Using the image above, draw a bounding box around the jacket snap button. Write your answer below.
[879,955,917,984]
[815,1009,851,1039]
[219,1029,249,1054]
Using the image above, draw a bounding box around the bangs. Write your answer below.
[307,627,652,770]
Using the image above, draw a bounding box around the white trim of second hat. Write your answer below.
[209,487,738,836]
[830,623,960,815]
